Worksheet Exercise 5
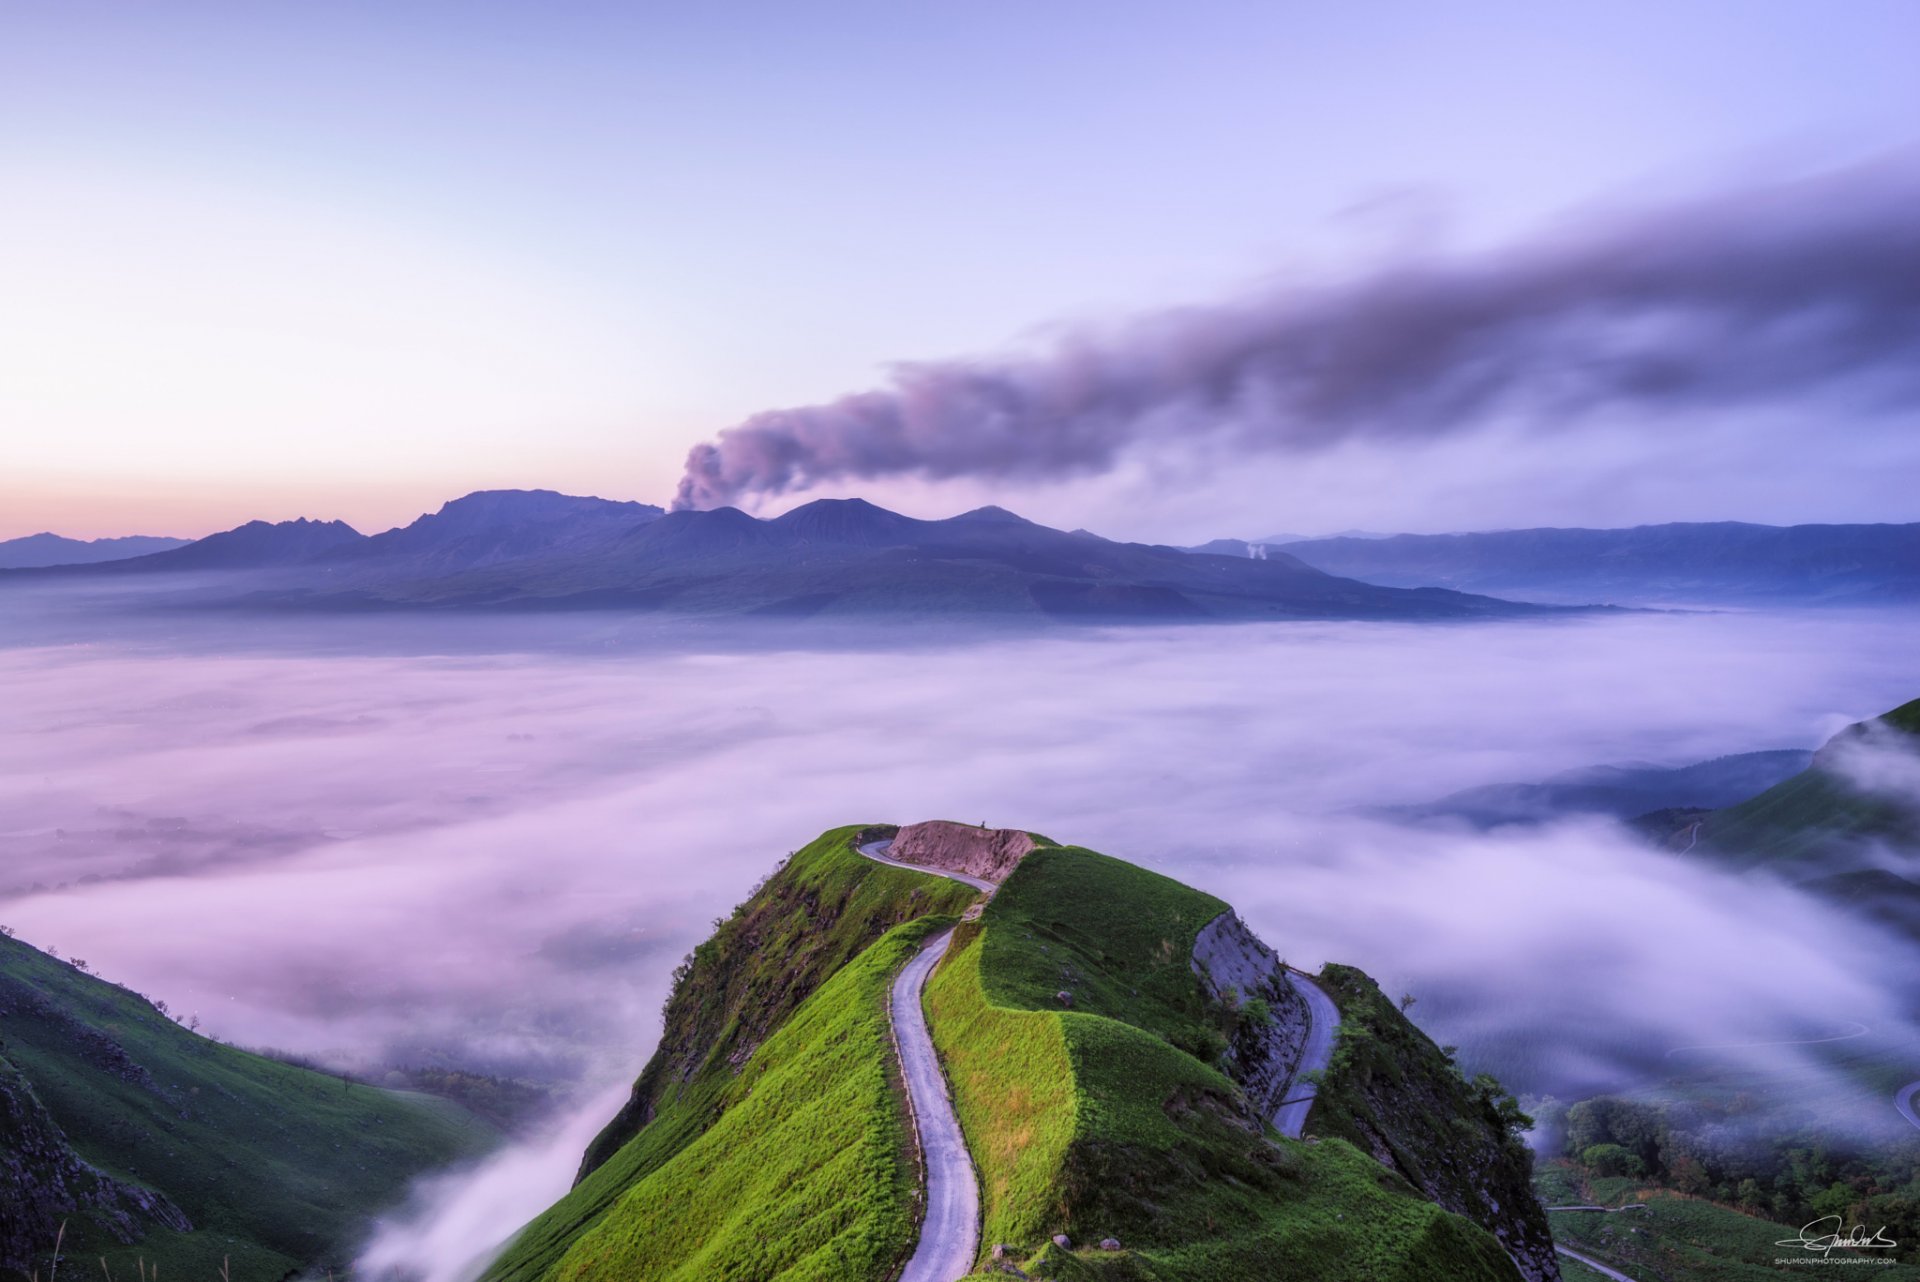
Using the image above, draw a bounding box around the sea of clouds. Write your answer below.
[2,602,1916,1279]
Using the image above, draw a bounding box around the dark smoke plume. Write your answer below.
[675,156,1920,510]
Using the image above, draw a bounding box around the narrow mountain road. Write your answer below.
[1555,1243,1643,1282]
[859,838,997,893]
[860,838,986,1281]
[1273,968,1339,1138]
[890,929,980,1282]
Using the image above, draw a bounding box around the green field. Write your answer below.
[0,930,496,1281]
[1539,1160,1920,1282]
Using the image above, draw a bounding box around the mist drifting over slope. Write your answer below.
[3,604,1917,1277]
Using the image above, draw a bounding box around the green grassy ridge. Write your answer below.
[923,922,1076,1249]
[0,931,496,1281]
[575,824,978,1178]
[481,826,978,1282]
[1537,1160,1920,1281]
[537,916,954,1282]
[935,845,1523,1281]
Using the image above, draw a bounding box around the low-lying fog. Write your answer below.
[4,602,1916,1278]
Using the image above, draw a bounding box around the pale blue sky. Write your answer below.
[4,2,1917,538]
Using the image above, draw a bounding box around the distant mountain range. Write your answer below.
[21,503,1919,614]
[5,491,1547,624]
[1259,522,1920,605]
[0,532,188,568]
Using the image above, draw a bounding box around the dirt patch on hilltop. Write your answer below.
[888,820,1037,883]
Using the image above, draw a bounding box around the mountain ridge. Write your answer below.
[1,493,1564,624]
[0,533,190,569]
[1269,521,1920,604]
[480,823,1554,1282]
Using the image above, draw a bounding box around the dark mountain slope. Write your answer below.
[6,518,369,576]
[0,534,189,569]
[302,498,1554,622]
[1276,522,1920,604]
[141,517,367,569]
[1396,749,1814,828]
[1675,697,1920,947]
[1699,696,1920,870]
[330,489,663,575]
[0,930,495,1280]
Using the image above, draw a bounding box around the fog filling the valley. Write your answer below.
[3,606,1917,1278]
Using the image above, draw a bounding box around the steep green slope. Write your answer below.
[0,930,496,1280]
[482,825,979,1282]
[542,917,952,1282]
[927,846,1528,1281]
[1313,965,1556,1277]
[483,828,1550,1282]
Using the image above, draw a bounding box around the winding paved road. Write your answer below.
[1273,969,1339,1138]
[891,929,980,1282]
[859,838,987,1282]
[858,838,996,893]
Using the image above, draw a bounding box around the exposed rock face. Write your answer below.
[1315,965,1560,1282]
[0,1051,189,1274]
[1188,912,1310,1119]
[886,821,1037,883]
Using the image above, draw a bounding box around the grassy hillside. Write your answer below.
[1701,696,1920,869]
[1313,964,1556,1278]
[928,846,1525,1281]
[483,831,1546,1282]
[1535,1161,1920,1281]
[482,826,979,1282]
[0,930,496,1281]
[539,917,952,1281]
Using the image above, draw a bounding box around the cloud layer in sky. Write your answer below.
[678,156,1920,513]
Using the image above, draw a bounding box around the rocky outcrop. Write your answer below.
[1189,912,1310,1118]
[885,821,1037,883]
[0,1050,189,1274]
[1314,965,1560,1282]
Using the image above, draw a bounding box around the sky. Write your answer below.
[4,2,1919,541]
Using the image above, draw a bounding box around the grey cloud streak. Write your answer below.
[676,155,1920,509]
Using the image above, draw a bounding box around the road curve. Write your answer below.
[859,838,997,893]
[1555,1243,1642,1282]
[891,929,980,1282]
[1897,1080,1920,1131]
[1273,969,1339,1138]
